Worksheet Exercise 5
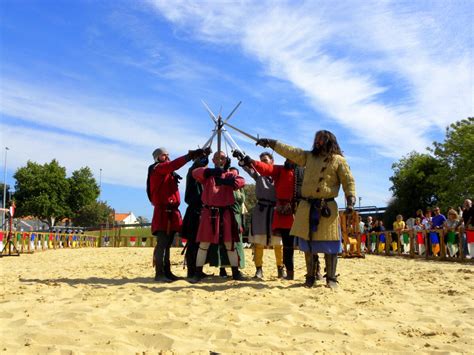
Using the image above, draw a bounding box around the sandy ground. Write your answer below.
[0,247,473,354]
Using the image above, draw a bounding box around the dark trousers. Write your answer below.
[185,240,199,277]
[280,229,295,272]
[153,231,175,275]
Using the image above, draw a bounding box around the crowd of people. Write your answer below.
[358,199,474,258]
[146,130,356,289]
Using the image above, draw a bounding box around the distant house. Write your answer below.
[14,216,50,232]
[114,212,138,226]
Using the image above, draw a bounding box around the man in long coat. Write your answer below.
[147,146,209,282]
[256,130,356,288]
[192,151,246,281]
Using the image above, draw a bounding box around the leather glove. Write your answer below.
[255,138,276,149]
[223,157,231,170]
[215,176,235,186]
[204,167,224,178]
[232,149,245,161]
[345,195,356,214]
[242,155,254,166]
[187,148,205,161]
[203,147,212,156]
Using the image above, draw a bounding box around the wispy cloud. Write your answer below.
[147,0,473,158]
[1,78,209,151]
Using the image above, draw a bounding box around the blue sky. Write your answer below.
[1,0,472,220]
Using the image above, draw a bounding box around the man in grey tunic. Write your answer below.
[236,151,285,279]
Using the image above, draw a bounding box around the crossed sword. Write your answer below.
[201,100,260,150]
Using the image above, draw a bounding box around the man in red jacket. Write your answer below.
[192,151,246,281]
[147,146,209,282]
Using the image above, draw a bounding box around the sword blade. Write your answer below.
[223,121,259,142]
[203,131,217,149]
[201,100,217,123]
[224,101,242,122]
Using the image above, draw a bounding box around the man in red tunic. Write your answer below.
[240,156,304,280]
[147,146,209,282]
[192,151,246,281]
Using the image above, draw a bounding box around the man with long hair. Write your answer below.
[256,130,356,288]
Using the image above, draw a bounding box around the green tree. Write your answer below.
[389,152,443,218]
[72,200,114,227]
[68,167,99,215]
[14,160,71,227]
[243,184,257,212]
[429,117,474,209]
[136,216,150,224]
[0,183,12,206]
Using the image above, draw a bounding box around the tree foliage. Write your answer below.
[13,160,100,226]
[136,216,150,224]
[14,160,71,226]
[389,152,443,215]
[429,117,474,208]
[72,200,114,227]
[243,184,257,213]
[68,167,99,214]
[388,117,474,217]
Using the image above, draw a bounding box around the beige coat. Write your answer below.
[274,141,356,241]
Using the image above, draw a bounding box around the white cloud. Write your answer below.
[147,0,473,158]
[0,78,210,152]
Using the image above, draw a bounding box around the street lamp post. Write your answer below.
[2,147,10,230]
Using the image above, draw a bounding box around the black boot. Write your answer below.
[154,245,172,282]
[314,254,323,281]
[190,266,207,283]
[154,266,172,282]
[187,266,196,279]
[304,275,316,288]
[254,266,263,279]
[231,267,246,281]
[325,254,339,289]
[219,267,228,277]
[277,266,286,279]
[164,264,180,281]
[285,270,294,280]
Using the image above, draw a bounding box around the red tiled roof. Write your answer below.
[115,213,131,222]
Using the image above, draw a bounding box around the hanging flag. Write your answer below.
[30,233,36,250]
[378,242,386,253]
[417,232,424,245]
[430,231,440,255]
[466,230,474,243]
[466,230,474,258]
